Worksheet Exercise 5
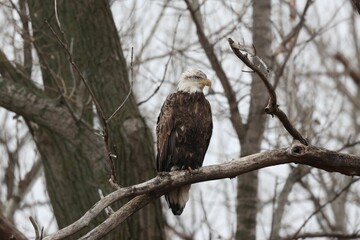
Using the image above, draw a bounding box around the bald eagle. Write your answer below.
[156,69,213,215]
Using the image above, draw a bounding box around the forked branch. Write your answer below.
[228,38,308,145]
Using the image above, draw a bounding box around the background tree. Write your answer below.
[0,0,163,239]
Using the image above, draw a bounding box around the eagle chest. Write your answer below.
[174,95,208,146]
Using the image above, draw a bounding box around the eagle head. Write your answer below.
[177,69,212,93]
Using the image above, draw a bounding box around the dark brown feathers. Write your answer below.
[156,91,212,172]
[156,91,212,215]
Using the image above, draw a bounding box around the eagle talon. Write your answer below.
[187,166,193,175]
[187,166,200,176]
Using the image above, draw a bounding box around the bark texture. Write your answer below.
[11,0,164,239]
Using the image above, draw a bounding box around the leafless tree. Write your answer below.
[0,0,360,240]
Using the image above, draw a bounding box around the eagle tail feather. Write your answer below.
[165,185,191,215]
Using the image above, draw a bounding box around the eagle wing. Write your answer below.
[156,93,176,172]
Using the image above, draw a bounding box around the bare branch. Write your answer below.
[270,165,311,240]
[137,13,182,106]
[4,158,42,219]
[0,78,106,170]
[0,49,38,92]
[290,178,359,239]
[137,56,170,106]
[44,20,106,122]
[288,232,360,239]
[44,20,127,183]
[228,38,308,145]
[106,47,134,123]
[78,195,157,240]
[337,140,360,152]
[135,0,170,62]
[334,52,360,87]
[273,0,313,87]
[54,0,62,33]
[42,142,360,240]
[29,216,43,240]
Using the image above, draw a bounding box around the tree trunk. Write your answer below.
[27,0,164,239]
[236,0,272,239]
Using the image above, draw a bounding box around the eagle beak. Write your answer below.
[200,79,212,88]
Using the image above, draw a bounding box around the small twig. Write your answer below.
[337,140,360,152]
[44,20,107,121]
[228,38,308,145]
[106,47,134,123]
[29,216,43,240]
[54,0,62,33]
[41,59,79,122]
[269,177,278,240]
[137,58,169,106]
[104,47,135,183]
[98,189,115,216]
[270,166,311,240]
[273,0,313,89]
[137,14,181,106]
[44,20,118,183]
[228,38,276,104]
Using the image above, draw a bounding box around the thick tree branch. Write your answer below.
[42,142,360,240]
[0,78,85,144]
[228,38,308,145]
[0,214,27,240]
[0,78,105,167]
[0,49,38,93]
[78,194,157,240]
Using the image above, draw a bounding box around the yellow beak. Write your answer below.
[200,79,212,88]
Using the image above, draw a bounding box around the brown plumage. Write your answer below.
[156,69,213,215]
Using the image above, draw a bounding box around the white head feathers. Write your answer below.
[177,69,212,93]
